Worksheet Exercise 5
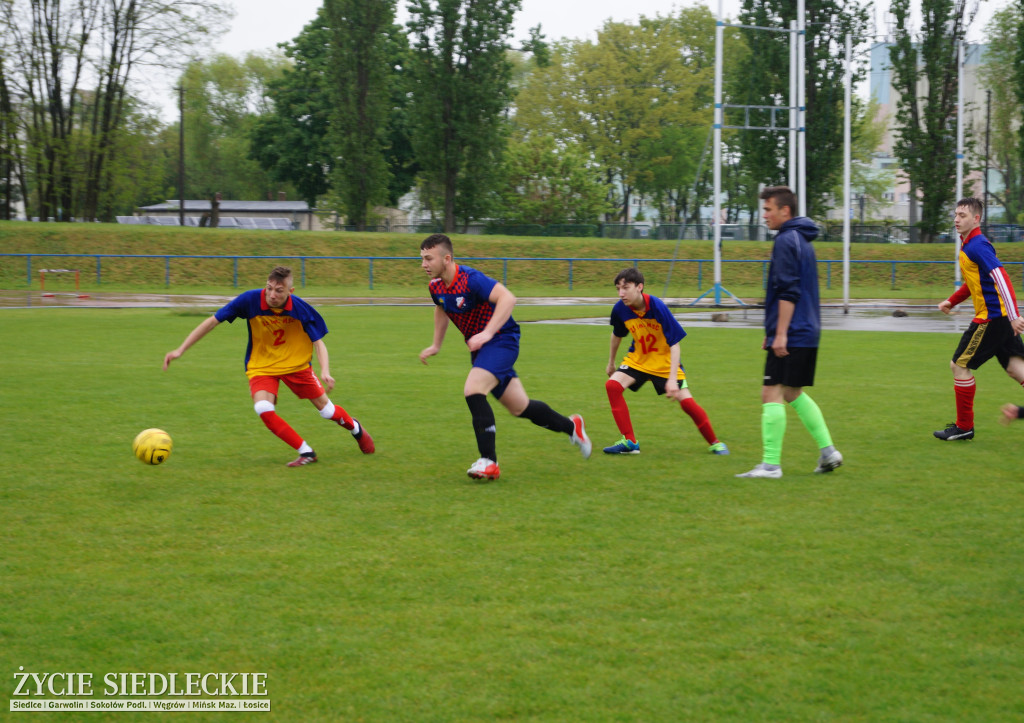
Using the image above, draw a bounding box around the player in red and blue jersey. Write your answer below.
[418,234,591,480]
[604,267,728,456]
[163,266,374,466]
[935,197,1024,441]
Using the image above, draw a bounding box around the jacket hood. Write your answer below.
[780,216,819,241]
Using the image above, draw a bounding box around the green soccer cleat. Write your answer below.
[603,436,640,455]
[708,442,730,455]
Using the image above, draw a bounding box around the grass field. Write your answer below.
[2,303,1024,721]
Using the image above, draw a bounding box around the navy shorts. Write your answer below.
[471,333,520,399]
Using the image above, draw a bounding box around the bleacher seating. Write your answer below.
[147,216,181,226]
[116,214,295,229]
[116,216,143,224]
[235,217,259,229]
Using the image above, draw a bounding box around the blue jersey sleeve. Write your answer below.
[609,302,630,337]
[649,296,686,346]
[967,240,1003,277]
[215,290,259,323]
[465,267,498,304]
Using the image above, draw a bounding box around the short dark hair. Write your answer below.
[268,266,292,283]
[614,267,645,287]
[956,197,984,218]
[759,186,798,217]
[420,233,453,255]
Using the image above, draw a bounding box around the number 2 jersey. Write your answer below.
[610,293,687,380]
[214,289,329,379]
[428,264,520,343]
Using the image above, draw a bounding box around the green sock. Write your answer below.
[789,392,834,449]
[761,402,786,465]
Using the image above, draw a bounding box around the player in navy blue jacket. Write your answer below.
[736,187,843,479]
[418,234,591,480]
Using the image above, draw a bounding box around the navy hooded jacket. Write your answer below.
[763,216,821,348]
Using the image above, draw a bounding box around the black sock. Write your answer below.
[465,394,497,461]
[519,399,573,435]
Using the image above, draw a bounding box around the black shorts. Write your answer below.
[616,365,688,396]
[763,347,818,388]
[952,317,1024,370]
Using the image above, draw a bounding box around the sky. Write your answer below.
[142,0,1008,119]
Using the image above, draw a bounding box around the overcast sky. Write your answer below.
[141,0,1008,119]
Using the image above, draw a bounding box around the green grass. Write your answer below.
[3,305,1024,721]
[2,220,1020,300]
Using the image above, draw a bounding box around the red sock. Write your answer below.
[680,397,718,444]
[954,377,976,430]
[605,379,636,442]
[330,403,354,429]
[259,411,304,450]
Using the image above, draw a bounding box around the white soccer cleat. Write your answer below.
[467,457,500,480]
[735,463,782,479]
[569,414,592,460]
[813,449,843,474]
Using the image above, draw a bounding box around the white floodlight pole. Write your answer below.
[797,0,806,216]
[789,20,797,190]
[713,0,724,305]
[954,40,964,287]
[842,33,852,314]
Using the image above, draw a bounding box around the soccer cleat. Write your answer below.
[569,414,592,459]
[352,419,375,454]
[933,422,975,441]
[813,449,843,473]
[735,463,782,479]
[603,436,640,455]
[467,457,500,480]
[287,451,318,467]
[708,441,730,455]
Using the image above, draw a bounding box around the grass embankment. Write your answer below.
[2,220,1018,299]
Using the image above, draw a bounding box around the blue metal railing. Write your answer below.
[3,253,1016,292]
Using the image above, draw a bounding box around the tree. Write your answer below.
[406,0,521,232]
[179,52,289,201]
[494,136,609,225]
[889,0,977,242]
[1,0,230,221]
[323,0,396,229]
[735,0,870,219]
[979,4,1024,223]
[513,9,725,224]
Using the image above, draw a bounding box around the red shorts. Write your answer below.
[249,367,325,400]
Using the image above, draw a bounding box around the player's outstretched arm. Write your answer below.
[312,339,335,393]
[163,315,220,370]
[607,333,623,377]
[420,306,449,365]
[664,342,683,400]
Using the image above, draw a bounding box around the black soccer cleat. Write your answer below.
[933,423,974,441]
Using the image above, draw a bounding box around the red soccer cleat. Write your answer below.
[287,452,318,467]
[467,457,500,480]
[352,420,375,454]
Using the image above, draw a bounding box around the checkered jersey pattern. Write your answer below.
[428,265,518,341]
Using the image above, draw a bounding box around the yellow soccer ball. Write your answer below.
[132,428,173,465]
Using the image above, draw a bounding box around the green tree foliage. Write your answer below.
[406,0,521,232]
[249,9,334,207]
[980,4,1024,223]
[180,52,289,201]
[494,136,609,225]
[0,0,230,221]
[889,0,976,242]
[323,0,396,229]
[513,9,723,224]
[249,7,416,214]
[736,0,870,218]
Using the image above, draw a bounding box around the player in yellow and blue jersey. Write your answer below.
[418,234,591,480]
[163,266,374,466]
[935,197,1024,441]
[604,267,728,456]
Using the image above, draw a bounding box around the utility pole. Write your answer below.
[984,89,991,228]
[178,85,185,226]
